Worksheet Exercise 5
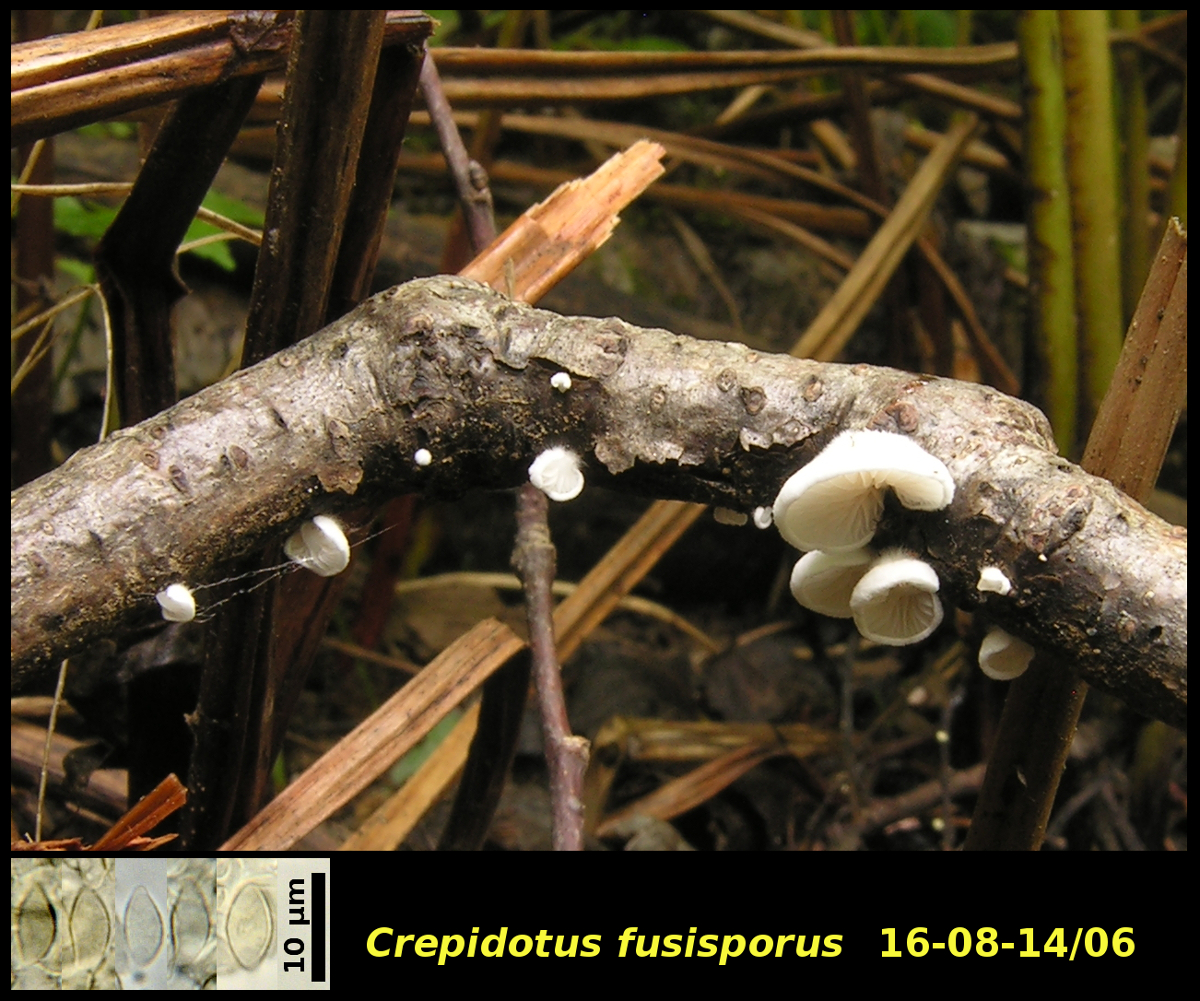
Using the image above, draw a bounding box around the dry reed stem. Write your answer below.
[11,11,432,145]
[339,701,480,851]
[791,115,979,360]
[700,9,1022,120]
[432,42,1019,74]
[399,154,871,236]
[594,743,785,838]
[1082,219,1187,499]
[598,719,837,762]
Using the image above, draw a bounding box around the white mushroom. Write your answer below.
[713,507,748,526]
[772,430,955,553]
[978,626,1035,680]
[156,583,196,623]
[529,447,584,502]
[849,549,943,645]
[284,515,351,577]
[790,548,874,618]
[977,565,1013,595]
[752,506,773,529]
[550,371,572,392]
[414,447,433,467]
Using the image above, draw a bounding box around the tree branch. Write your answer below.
[11,277,1186,728]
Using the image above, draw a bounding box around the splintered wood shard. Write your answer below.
[461,138,666,303]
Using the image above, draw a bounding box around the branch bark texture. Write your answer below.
[11,277,1186,727]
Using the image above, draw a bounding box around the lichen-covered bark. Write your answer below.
[11,277,1186,726]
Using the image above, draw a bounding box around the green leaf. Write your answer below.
[56,257,95,284]
[912,10,958,48]
[199,189,264,227]
[388,709,463,785]
[53,197,118,240]
[424,9,459,47]
[180,232,238,272]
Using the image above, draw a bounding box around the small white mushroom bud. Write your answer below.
[978,626,1035,680]
[713,507,748,526]
[529,447,584,502]
[550,371,572,392]
[284,515,351,577]
[752,506,773,529]
[977,566,1013,595]
[414,448,433,467]
[156,584,196,623]
[849,548,943,646]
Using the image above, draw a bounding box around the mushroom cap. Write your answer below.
[284,515,351,577]
[976,565,1013,595]
[529,447,584,501]
[978,626,1034,680]
[790,548,874,618]
[772,430,955,552]
[849,549,943,645]
[156,583,196,623]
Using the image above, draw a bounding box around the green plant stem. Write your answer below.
[1018,11,1077,455]
[1060,9,1124,451]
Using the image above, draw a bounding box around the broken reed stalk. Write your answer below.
[965,220,1186,851]
[10,11,434,146]
[92,773,187,851]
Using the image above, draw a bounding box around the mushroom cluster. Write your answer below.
[774,430,954,647]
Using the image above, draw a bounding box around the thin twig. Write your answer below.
[419,57,496,253]
[35,659,70,842]
[514,485,589,850]
[423,54,589,849]
[10,183,264,247]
